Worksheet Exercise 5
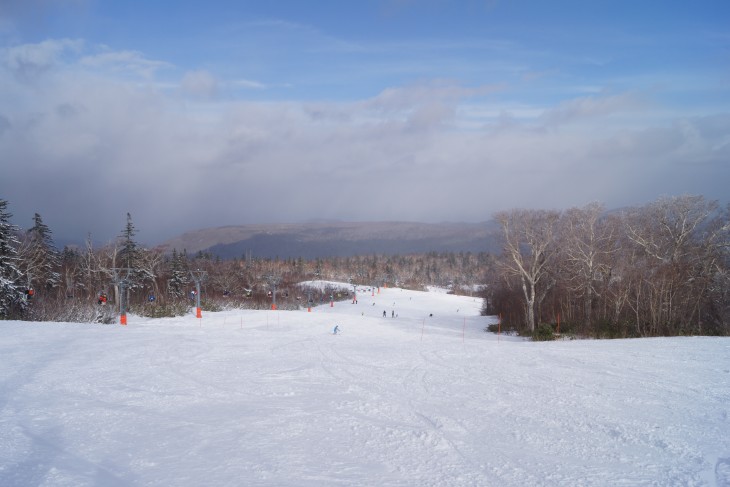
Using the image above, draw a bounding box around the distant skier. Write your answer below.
[383,310,386,317]
[392,310,395,318]
[333,325,340,335]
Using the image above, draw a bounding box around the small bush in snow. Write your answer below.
[132,302,190,318]
[532,323,556,341]
[485,323,518,335]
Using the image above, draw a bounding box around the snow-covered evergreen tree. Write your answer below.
[118,213,139,271]
[0,199,25,317]
[168,249,189,299]
[20,213,61,294]
[117,213,146,290]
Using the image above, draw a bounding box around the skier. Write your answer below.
[333,325,340,335]
[383,310,386,317]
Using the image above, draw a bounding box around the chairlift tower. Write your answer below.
[381,274,390,289]
[112,268,133,325]
[349,277,357,304]
[24,272,33,302]
[265,274,281,310]
[190,269,207,318]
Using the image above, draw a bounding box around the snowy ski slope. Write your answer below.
[1,284,729,486]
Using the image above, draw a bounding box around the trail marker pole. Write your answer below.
[119,280,127,326]
[190,270,207,320]
[349,278,357,304]
[557,312,561,335]
[498,313,501,342]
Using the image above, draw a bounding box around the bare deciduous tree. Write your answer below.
[559,202,616,331]
[495,209,561,331]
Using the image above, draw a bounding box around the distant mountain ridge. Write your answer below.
[160,221,502,259]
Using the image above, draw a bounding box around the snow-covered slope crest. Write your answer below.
[1,285,728,486]
[297,279,353,293]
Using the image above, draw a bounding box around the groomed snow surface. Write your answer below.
[1,283,729,486]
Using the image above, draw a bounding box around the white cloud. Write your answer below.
[1,39,172,83]
[231,78,267,90]
[540,91,650,127]
[79,49,172,79]
[181,69,218,98]
[2,38,82,79]
[366,80,502,112]
[1,37,728,244]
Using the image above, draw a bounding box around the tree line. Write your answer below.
[0,199,492,323]
[485,195,730,338]
[2,195,728,338]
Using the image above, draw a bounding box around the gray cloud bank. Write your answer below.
[0,39,728,245]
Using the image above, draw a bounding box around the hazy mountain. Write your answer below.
[160,221,502,259]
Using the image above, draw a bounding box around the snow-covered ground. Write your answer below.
[1,285,729,486]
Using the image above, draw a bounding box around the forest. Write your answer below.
[1,194,728,339]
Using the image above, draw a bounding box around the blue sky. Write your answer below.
[1,0,728,244]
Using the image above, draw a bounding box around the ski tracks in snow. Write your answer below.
[312,335,503,486]
[1,291,728,486]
